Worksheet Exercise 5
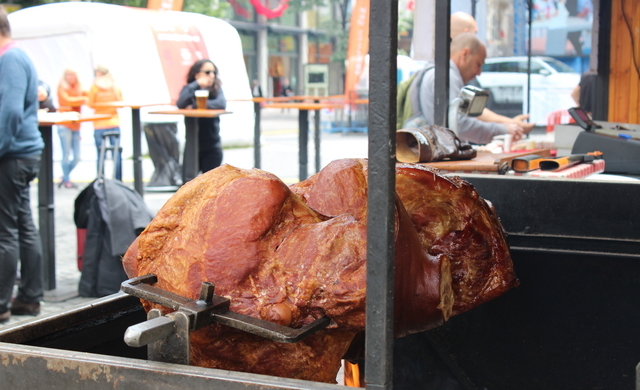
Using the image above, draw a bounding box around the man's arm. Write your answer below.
[478,108,534,132]
[0,55,27,157]
[571,85,580,106]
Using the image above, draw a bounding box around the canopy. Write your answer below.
[9,2,254,153]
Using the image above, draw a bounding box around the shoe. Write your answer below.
[63,180,77,189]
[10,299,41,316]
[0,310,10,323]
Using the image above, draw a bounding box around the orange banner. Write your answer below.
[344,0,369,101]
[147,0,184,11]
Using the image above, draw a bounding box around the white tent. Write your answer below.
[9,2,254,167]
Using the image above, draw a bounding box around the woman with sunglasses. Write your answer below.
[177,59,227,174]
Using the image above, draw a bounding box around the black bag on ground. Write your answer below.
[78,179,153,297]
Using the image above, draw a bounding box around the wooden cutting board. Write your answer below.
[420,149,552,173]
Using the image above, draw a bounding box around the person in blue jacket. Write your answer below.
[0,5,45,323]
[177,59,227,174]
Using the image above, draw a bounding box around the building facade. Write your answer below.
[220,0,338,98]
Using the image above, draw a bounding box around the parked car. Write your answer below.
[476,56,581,125]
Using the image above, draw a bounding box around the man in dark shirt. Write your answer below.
[571,71,597,115]
[0,5,45,323]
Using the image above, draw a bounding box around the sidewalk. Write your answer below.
[2,108,369,327]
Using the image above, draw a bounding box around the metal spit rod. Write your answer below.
[121,274,331,364]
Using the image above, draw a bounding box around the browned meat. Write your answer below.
[123,165,367,383]
[122,159,516,383]
[292,159,517,318]
[394,163,518,315]
[290,158,453,337]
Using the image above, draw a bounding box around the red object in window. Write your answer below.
[249,0,289,19]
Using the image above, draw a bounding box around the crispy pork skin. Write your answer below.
[290,158,453,337]
[123,165,367,382]
[122,160,516,382]
[394,163,518,315]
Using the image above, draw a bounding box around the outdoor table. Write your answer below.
[37,112,111,291]
[148,109,231,183]
[263,102,342,182]
[90,102,169,197]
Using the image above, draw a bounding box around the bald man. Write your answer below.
[450,12,534,137]
[451,11,478,37]
[416,33,526,144]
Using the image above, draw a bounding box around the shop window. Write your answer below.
[308,38,333,64]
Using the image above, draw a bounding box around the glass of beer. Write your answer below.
[195,90,209,110]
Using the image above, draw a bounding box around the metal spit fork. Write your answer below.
[121,274,331,365]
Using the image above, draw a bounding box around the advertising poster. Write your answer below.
[530,0,593,56]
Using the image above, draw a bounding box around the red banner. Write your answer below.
[249,0,289,19]
[136,9,209,104]
[344,0,369,101]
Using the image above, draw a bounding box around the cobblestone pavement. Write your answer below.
[1,108,368,328]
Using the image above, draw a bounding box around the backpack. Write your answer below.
[396,65,433,130]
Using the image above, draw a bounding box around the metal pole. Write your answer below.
[433,0,451,127]
[182,117,199,183]
[314,99,321,173]
[527,0,532,116]
[254,102,261,169]
[593,0,610,121]
[365,0,397,388]
[298,109,309,181]
[131,108,144,197]
[37,125,56,291]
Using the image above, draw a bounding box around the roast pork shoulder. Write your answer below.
[122,160,516,383]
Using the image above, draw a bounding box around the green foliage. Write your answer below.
[9,0,229,17]
[182,0,229,18]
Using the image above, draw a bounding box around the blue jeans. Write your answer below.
[94,127,122,181]
[0,155,43,312]
[57,125,81,182]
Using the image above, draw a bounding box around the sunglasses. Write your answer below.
[201,70,215,75]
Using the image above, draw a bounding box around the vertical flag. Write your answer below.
[344,0,370,101]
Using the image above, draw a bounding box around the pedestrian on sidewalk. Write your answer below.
[57,68,88,188]
[0,5,45,323]
[88,64,123,181]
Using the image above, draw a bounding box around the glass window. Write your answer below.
[482,63,500,72]
[517,60,544,74]
[268,33,298,54]
[542,58,576,73]
[239,31,256,53]
[497,61,518,72]
[308,36,333,64]
[270,0,298,27]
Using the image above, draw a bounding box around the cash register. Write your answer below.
[565,107,640,175]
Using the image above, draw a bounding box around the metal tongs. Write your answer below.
[121,274,331,364]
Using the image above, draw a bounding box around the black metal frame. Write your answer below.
[593,0,611,121]
[37,125,56,291]
[433,0,451,127]
[365,0,398,387]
